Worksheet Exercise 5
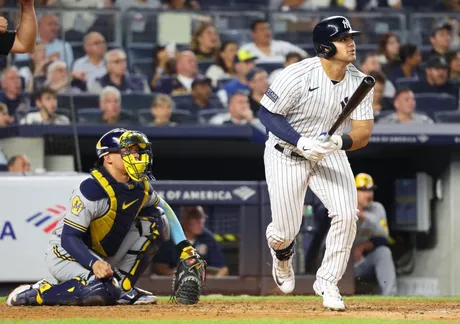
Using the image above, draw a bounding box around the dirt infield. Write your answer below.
[2,298,460,322]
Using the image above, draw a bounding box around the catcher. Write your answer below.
[7,128,206,306]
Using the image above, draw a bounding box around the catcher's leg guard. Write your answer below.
[8,276,121,306]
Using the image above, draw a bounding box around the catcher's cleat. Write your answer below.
[117,287,157,305]
[271,243,295,294]
[313,280,345,311]
[6,285,40,306]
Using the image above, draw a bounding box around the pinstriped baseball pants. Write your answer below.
[264,144,358,285]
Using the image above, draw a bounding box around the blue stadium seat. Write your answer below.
[77,108,136,124]
[395,78,419,90]
[171,94,193,111]
[256,62,283,75]
[434,111,460,123]
[198,60,215,75]
[197,108,227,124]
[219,29,252,45]
[127,44,153,61]
[57,94,100,110]
[131,59,152,76]
[121,92,154,111]
[414,93,458,119]
[137,108,193,125]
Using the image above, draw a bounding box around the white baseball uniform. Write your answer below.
[261,56,374,285]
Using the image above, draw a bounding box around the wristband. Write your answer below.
[341,134,353,150]
[176,239,192,254]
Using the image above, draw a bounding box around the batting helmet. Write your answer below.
[355,173,377,190]
[313,16,361,59]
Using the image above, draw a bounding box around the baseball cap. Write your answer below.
[431,21,452,37]
[234,49,258,63]
[192,75,212,88]
[425,55,449,69]
[180,206,207,220]
[246,68,265,82]
[355,173,377,190]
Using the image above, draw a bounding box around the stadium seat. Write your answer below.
[77,108,136,124]
[414,93,458,119]
[434,111,460,123]
[57,94,100,110]
[395,78,419,90]
[137,108,193,125]
[121,93,155,111]
[219,29,252,45]
[197,108,227,124]
[256,62,283,75]
[171,94,193,111]
[198,60,215,75]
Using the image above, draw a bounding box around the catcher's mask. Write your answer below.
[96,129,153,181]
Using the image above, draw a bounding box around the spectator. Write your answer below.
[18,41,59,92]
[386,44,423,85]
[15,14,74,67]
[72,32,107,88]
[353,173,397,296]
[247,68,269,115]
[359,52,396,99]
[149,44,176,92]
[411,56,459,99]
[190,22,220,61]
[240,19,307,63]
[20,86,70,125]
[423,21,452,61]
[189,76,219,113]
[148,94,177,126]
[349,0,401,11]
[89,49,150,93]
[447,51,460,82]
[377,32,400,66]
[377,88,434,124]
[217,50,257,106]
[156,50,198,95]
[0,66,28,117]
[209,91,265,132]
[161,0,200,9]
[0,102,14,127]
[44,60,84,94]
[268,52,303,85]
[7,154,31,173]
[152,205,228,277]
[0,147,7,171]
[205,40,238,88]
[89,86,137,125]
[368,71,391,117]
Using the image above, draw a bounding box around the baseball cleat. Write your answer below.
[271,248,295,294]
[117,287,157,305]
[313,280,345,311]
[6,285,39,306]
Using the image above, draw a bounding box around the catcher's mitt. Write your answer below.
[172,254,206,305]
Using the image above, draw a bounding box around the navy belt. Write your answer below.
[274,144,303,158]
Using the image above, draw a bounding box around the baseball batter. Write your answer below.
[7,128,205,307]
[259,16,374,310]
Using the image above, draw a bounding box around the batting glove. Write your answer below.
[296,137,328,162]
[316,133,343,154]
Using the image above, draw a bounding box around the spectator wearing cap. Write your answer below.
[152,205,228,277]
[205,41,238,88]
[377,88,434,124]
[423,22,452,61]
[240,19,308,63]
[411,56,459,99]
[7,154,31,173]
[217,50,257,106]
[353,173,397,296]
[72,32,107,88]
[447,51,460,82]
[247,68,269,115]
[268,52,304,85]
[386,44,423,85]
[0,103,13,127]
[359,52,396,99]
[209,91,265,133]
[155,50,199,95]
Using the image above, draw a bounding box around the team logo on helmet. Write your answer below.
[342,19,351,30]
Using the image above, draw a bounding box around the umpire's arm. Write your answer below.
[9,0,37,54]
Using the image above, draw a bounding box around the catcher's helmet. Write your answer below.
[96,128,153,181]
[313,16,361,59]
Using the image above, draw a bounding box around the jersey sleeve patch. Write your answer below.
[71,195,85,216]
[265,88,279,103]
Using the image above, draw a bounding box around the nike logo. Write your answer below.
[274,272,284,286]
[122,199,139,209]
[302,146,309,151]
[309,86,319,92]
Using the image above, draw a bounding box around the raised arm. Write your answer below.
[10,0,37,54]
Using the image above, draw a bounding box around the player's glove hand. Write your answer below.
[316,133,343,154]
[296,137,329,162]
[172,246,207,305]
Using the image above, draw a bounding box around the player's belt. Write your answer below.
[274,144,303,159]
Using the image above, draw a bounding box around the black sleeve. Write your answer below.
[0,31,16,55]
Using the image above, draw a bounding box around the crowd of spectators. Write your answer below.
[0,1,460,129]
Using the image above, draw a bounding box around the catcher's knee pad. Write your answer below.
[78,276,122,306]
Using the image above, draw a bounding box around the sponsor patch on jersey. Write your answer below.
[265,88,279,103]
[71,195,85,216]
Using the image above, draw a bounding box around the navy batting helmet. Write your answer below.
[313,16,361,59]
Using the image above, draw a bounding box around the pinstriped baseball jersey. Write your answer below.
[260,56,374,154]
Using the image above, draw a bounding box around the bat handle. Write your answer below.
[320,133,331,143]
